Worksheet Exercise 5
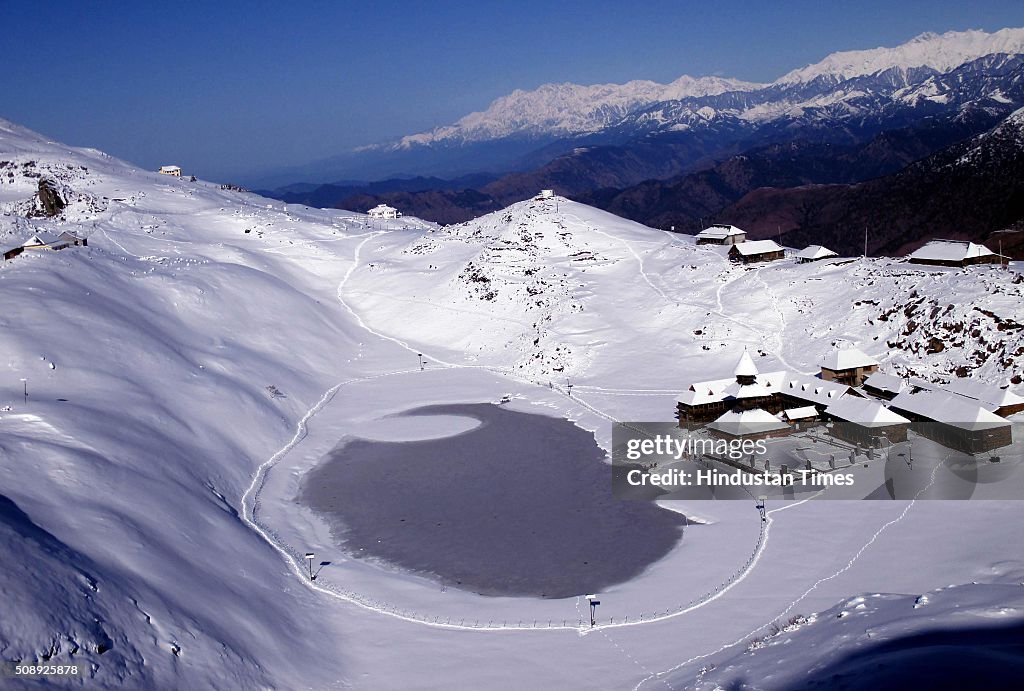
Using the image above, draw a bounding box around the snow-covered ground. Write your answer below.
[2,117,1023,688]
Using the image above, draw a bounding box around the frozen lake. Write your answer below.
[300,403,686,598]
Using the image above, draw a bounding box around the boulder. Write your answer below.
[37,177,66,216]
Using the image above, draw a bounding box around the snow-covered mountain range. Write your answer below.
[378,28,1024,150]
[388,75,763,149]
[777,27,1024,84]
[266,27,1024,228]
[3,118,1024,688]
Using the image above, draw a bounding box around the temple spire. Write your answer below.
[734,348,758,385]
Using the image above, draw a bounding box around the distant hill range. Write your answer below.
[723,106,1024,258]
[260,28,1024,255]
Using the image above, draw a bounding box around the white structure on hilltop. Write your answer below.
[538,189,555,200]
[696,224,746,245]
[367,204,400,219]
[159,165,181,177]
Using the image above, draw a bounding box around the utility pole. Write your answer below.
[864,226,868,258]
[20,378,27,405]
[304,553,316,581]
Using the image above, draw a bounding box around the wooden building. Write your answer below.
[696,224,746,245]
[820,348,879,387]
[677,351,777,426]
[795,245,838,263]
[728,239,784,264]
[50,231,87,250]
[18,232,87,253]
[890,389,1012,454]
[825,396,911,446]
[678,351,858,427]
[907,240,1001,267]
[159,165,182,177]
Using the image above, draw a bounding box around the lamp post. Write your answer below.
[20,378,27,405]
[304,553,315,580]
[585,594,600,627]
[418,353,424,371]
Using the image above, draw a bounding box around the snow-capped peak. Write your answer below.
[775,28,1024,85]
[390,75,763,149]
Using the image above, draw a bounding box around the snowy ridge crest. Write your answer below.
[776,28,1024,84]
[387,75,764,149]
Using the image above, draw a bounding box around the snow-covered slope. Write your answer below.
[0,118,434,687]
[662,577,1024,689]
[346,195,1024,386]
[3,119,1024,689]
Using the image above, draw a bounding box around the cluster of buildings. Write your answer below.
[695,224,830,265]
[677,347,1020,455]
[695,224,1007,269]
[3,230,87,262]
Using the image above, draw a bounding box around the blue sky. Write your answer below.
[1,1,1022,181]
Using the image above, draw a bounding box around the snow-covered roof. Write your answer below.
[368,204,397,212]
[906,377,1024,412]
[863,372,908,395]
[783,406,818,420]
[733,382,772,399]
[696,224,746,239]
[707,408,790,436]
[159,165,180,172]
[22,233,55,248]
[734,350,758,377]
[908,240,995,262]
[782,374,854,406]
[822,347,878,371]
[730,239,783,256]
[680,369,851,408]
[795,245,838,260]
[890,390,1010,431]
[941,378,1024,409]
[826,396,910,427]
[680,376,736,406]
